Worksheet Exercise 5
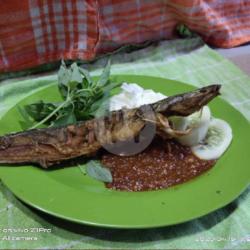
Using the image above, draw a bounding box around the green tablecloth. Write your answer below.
[0,38,249,249]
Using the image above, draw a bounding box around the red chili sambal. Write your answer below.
[101,137,216,191]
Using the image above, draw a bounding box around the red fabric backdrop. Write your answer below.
[1,0,250,72]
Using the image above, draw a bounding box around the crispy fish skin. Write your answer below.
[151,84,221,116]
[0,84,221,167]
[0,109,145,167]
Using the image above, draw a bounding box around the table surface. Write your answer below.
[0,37,249,250]
[217,44,250,76]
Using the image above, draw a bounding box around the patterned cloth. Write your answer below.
[0,37,249,249]
[1,0,250,72]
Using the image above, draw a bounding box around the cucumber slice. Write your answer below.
[171,106,211,146]
[191,118,233,160]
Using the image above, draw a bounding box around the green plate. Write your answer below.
[0,75,249,229]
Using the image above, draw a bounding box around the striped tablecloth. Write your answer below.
[0,37,249,249]
[2,0,250,72]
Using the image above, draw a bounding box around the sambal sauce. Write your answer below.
[101,137,216,191]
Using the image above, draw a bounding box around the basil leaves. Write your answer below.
[19,60,119,129]
[79,160,112,183]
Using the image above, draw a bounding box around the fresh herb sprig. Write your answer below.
[20,60,120,129]
[79,160,112,183]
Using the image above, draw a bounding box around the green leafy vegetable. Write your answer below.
[79,67,92,86]
[18,106,35,130]
[25,101,58,121]
[97,59,111,86]
[19,60,120,129]
[85,160,113,183]
[78,164,87,175]
[70,62,83,83]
